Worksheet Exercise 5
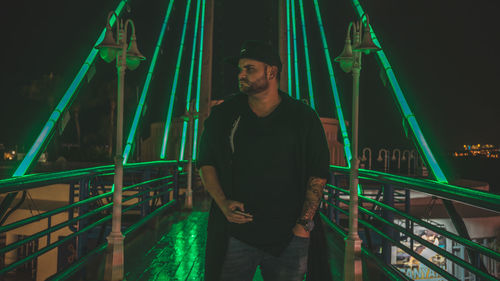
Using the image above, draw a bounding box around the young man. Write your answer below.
[197,40,331,281]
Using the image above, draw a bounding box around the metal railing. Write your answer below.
[321,165,500,281]
[0,160,185,280]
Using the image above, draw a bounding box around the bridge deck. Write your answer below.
[121,192,345,281]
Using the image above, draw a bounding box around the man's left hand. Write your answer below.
[292,224,310,238]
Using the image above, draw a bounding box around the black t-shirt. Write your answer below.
[229,93,302,253]
[197,91,330,256]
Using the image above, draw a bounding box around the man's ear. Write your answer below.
[268,66,278,80]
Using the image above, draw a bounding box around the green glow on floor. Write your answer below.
[297,0,316,109]
[290,0,301,100]
[286,0,293,96]
[123,0,176,164]
[160,0,194,159]
[13,0,128,177]
[180,0,202,161]
[350,0,447,183]
[312,0,352,166]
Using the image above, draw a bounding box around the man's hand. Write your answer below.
[219,199,253,224]
[293,224,310,238]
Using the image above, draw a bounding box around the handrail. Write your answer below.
[320,212,410,281]
[328,191,498,281]
[330,165,500,213]
[324,167,500,280]
[0,160,178,193]
[47,199,177,281]
[0,176,173,234]
[0,161,183,278]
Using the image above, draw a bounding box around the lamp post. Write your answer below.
[377,148,390,172]
[96,11,145,281]
[335,15,380,281]
[361,147,372,170]
[392,148,401,171]
[402,149,411,175]
[181,100,199,209]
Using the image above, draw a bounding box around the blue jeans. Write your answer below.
[220,236,309,281]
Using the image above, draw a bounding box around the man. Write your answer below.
[197,40,331,281]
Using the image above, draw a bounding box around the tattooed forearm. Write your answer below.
[299,176,327,220]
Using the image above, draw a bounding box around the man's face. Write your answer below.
[237,58,270,95]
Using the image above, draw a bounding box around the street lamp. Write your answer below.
[96,11,145,281]
[377,148,390,172]
[361,147,372,170]
[334,14,380,281]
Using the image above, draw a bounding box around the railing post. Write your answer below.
[68,182,78,232]
[77,177,90,262]
[334,175,340,224]
[405,188,410,241]
[328,172,335,222]
[141,169,152,216]
[174,164,180,204]
[382,184,394,265]
[161,167,169,204]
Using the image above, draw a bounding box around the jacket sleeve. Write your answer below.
[304,108,330,179]
[196,107,220,169]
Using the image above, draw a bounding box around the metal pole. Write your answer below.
[185,105,195,209]
[198,0,214,136]
[344,21,363,281]
[382,184,394,264]
[105,19,126,281]
[278,0,288,92]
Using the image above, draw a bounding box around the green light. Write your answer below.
[192,118,199,160]
[179,0,202,161]
[13,0,128,177]
[311,0,352,165]
[286,0,293,96]
[350,0,447,183]
[160,0,194,159]
[179,122,189,161]
[297,0,316,109]
[192,0,207,161]
[123,0,176,164]
[290,0,301,100]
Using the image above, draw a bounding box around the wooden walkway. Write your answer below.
[122,192,345,281]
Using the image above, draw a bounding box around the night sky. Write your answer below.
[1,0,499,158]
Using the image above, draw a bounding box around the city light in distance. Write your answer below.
[453,144,499,159]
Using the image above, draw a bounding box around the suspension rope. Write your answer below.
[312,0,352,166]
[123,0,176,164]
[290,0,301,100]
[192,0,208,161]
[350,0,447,182]
[160,0,194,159]
[13,0,129,176]
[179,0,202,161]
[297,0,316,109]
[286,0,293,96]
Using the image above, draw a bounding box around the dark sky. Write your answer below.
[1,0,499,157]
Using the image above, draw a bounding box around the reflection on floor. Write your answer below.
[124,192,342,281]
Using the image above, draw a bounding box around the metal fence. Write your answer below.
[321,165,500,281]
[0,160,185,280]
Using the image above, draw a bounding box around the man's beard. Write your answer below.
[239,74,269,95]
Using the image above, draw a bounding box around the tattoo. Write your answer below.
[299,176,327,220]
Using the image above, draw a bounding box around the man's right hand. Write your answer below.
[219,199,253,224]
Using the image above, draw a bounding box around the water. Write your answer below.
[450,157,500,194]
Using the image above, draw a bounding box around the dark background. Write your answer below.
[0,0,499,187]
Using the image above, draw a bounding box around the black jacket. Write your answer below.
[198,92,333,281]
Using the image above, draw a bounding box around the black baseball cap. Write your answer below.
[226,40,282,72]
